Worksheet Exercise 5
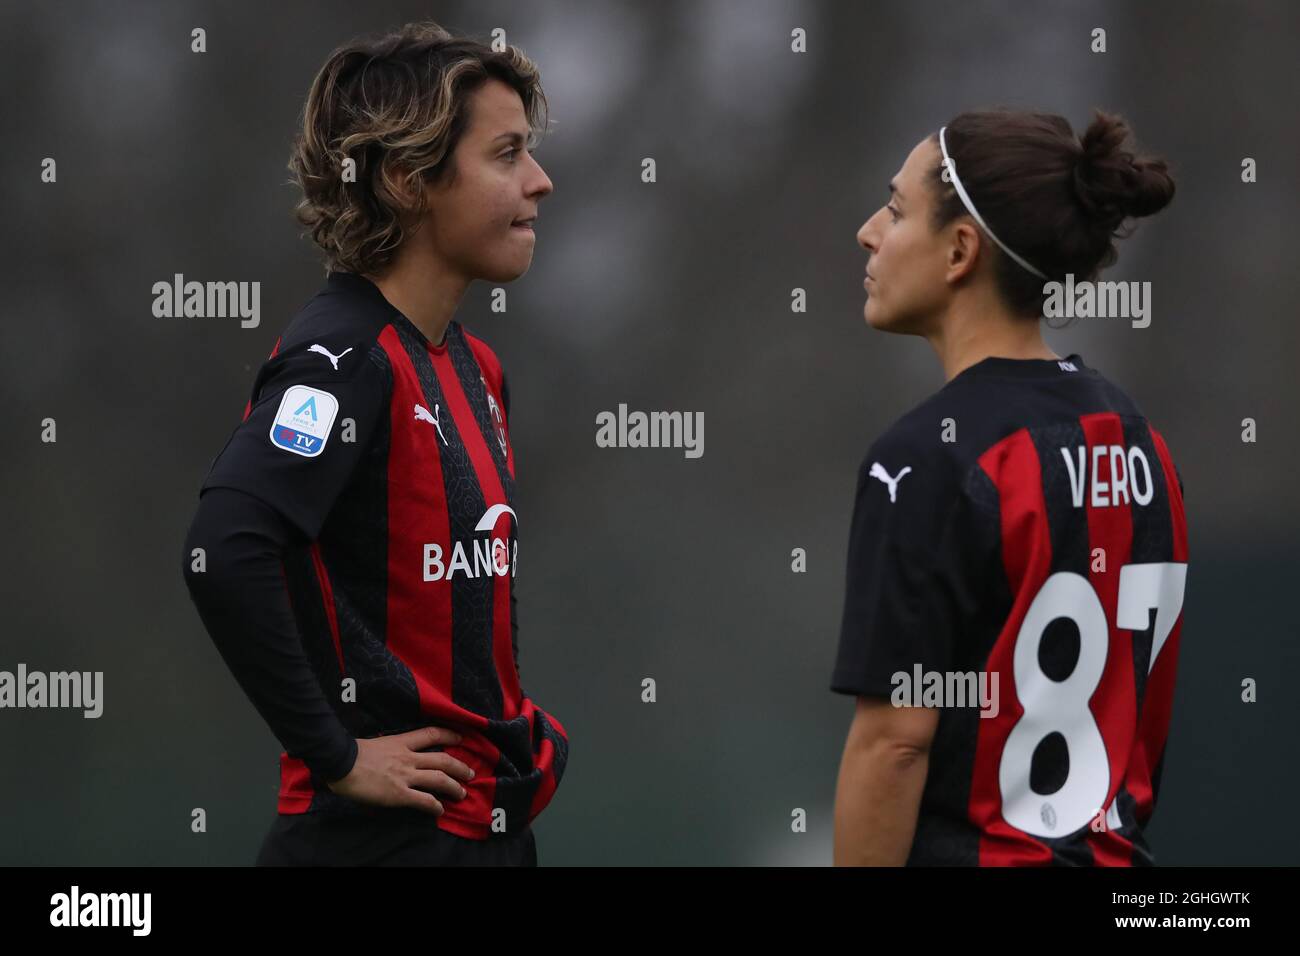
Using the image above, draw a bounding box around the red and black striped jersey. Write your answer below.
[201,270,568,839]
[832,353,1187,866]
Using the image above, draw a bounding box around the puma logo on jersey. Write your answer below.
[308,343,353,370]
[414,403,447,445]
[869,462,912,503]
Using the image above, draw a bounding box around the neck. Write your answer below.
[926,287,1059,382]
[364,251,468,347]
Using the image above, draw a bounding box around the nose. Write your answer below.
[857,210,881,253]
[526,152,554,200]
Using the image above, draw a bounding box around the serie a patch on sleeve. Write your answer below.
[269,385,340,457]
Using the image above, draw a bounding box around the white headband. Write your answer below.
[938,126,1047,280]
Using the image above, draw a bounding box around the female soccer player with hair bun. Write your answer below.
[831,109,1185,866]
[183,21,567,866]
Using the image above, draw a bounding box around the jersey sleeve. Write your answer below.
[201,338,389,541]
[182,486,359,782]
[830,437,989,698]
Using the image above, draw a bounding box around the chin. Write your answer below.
[864,303,891,330]
[480,260,531,283]
[866,302,921,335]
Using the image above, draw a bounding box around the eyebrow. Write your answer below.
[888,181,904,203]
[491,131,529,146]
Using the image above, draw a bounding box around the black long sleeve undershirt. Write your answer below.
[181,486,358,783]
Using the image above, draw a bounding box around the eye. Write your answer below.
[887,204,901,223]
[500,147,520,162]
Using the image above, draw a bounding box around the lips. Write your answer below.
[511,216,536,229]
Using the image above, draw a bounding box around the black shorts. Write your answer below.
[254,809,538,867]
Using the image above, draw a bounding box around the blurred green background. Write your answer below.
[1,0,1296,864]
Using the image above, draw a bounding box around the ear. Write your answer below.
[380,163,425,215]
[946,220,983,284]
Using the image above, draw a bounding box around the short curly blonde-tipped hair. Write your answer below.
[288,21,549,276]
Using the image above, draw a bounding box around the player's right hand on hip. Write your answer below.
[325,726,475,815]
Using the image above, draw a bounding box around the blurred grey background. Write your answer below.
[1,0,1297,865]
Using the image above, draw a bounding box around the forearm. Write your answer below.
[833,739,930,866]
[182,487,357,782]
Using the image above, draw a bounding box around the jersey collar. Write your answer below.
[949,352,1091,384]
[325,270,453,352]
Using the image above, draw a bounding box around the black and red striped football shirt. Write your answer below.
[200,270,568,839]
[832,353,1187,866]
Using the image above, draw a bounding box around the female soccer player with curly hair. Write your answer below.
[831,109,1185,866]
[182,21,567,866]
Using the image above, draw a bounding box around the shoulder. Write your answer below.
[867,365,1114,483]
[862,387,972,497]
[852,379,1021,554]
[1088,366,1147,419]
[258,292,394,391]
